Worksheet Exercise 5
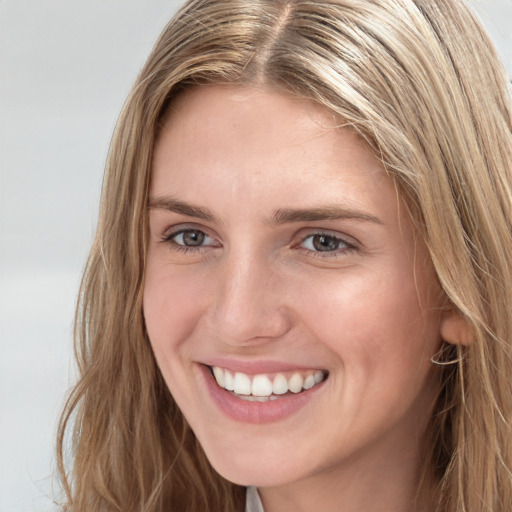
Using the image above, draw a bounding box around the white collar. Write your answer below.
[245,486,264,512]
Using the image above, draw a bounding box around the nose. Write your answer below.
[207,250,292,346]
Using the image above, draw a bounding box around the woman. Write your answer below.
[57,0,512,511]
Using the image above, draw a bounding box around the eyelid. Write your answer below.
[299,227,358,244]
[296,229,360,256]
[161,224,221,249]
[162,222,215,239]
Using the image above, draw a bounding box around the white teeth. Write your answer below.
[303,374,316,390]
[210,366,327,397]
[288,373,304,393]
[224,370,234,391]
[238,394,280,402]
[212,366,224,387]
[251,374,273,397]
[233,372,252,395]
[272,373,288,395]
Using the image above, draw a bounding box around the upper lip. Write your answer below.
[200,357,327,375]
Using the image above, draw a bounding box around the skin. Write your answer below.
[143,84,453,512]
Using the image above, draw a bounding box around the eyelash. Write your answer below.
[161,228,218,254]
[298,232,357,258]
[161,228,358,258]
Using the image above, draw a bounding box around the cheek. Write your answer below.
[143,259,210,348]
[298,266,442,378]
[298,271,442,442]
[143,263,210,403]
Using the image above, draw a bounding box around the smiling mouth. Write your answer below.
[208,365,328,402]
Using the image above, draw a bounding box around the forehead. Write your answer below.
[161,84,339,134]
[152,84,387,202]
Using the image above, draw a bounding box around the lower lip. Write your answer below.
[199,364,325,424]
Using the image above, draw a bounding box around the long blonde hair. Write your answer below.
[57,1,512,511]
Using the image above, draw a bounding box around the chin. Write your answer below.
[198,434,308,487]
[212,459,301,488]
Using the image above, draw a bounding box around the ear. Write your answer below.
[440,309,474,346]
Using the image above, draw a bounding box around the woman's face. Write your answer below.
[144,85,446,492]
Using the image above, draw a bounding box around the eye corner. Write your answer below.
[160,226,222,256]
[297,231,359,257]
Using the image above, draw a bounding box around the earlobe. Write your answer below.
[440,310,474,346]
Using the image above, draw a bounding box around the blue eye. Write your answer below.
[302,233,349,252]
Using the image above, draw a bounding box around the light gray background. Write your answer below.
[1,1,510,511]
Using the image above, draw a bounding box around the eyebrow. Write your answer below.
[148,196,383,226]
[148,197,218,223]
[269,206,383,226]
